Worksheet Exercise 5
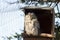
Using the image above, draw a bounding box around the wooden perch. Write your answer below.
[40,33,55,38]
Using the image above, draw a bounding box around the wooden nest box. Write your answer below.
[22,7,55,40]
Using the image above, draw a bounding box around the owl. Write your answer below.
[24,12,40,36]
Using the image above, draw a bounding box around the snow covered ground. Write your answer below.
[0,0,60,40]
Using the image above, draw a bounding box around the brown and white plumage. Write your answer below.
[24,12,40,36]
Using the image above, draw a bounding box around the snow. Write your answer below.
[0,2,27,13]
[0,10,24,40]
[4,0,18,3]
[0,0,25,40]
[0,0,28,13]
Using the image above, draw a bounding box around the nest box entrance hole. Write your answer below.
[24,8,54,34]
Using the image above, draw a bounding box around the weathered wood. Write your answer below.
[22,33,53,40]
[22,33,55,38]
[24,38,52,40]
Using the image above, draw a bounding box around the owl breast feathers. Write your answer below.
[24,12,40,36]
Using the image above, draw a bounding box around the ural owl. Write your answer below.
[24,12,40,36]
